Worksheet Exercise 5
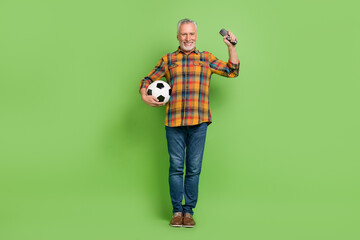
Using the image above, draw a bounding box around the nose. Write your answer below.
[185,35,190,41]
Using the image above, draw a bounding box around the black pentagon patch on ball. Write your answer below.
[169,89,172,95]
[147,89,152,95]
[156,83,164,89]
[157,95,165,102]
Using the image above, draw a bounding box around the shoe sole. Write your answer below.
[183,225,195,228]
[170,224,182,227]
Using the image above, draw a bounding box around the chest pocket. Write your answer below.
[169,63,180,69]
[193,61,209,73]
[168,63,182,78]
[192,61,210,79]
[193,61,205,67]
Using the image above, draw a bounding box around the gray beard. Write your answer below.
[181,43,195,52]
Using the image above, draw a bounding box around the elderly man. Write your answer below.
[139,18,240,227]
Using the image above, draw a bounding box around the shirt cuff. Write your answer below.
[227,60,240,69]
[139,77,152,93]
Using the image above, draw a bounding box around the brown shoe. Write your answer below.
[170,212,183,227]
[183,213,196,228]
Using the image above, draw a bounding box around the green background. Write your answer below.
[0,0,359,239]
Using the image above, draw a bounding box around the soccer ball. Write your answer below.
[146,80,172,103]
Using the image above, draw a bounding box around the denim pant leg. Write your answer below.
[183,123,208,215]
[165,126,187,214]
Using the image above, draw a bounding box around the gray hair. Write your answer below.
[177,18,197,34]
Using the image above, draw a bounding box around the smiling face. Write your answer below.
[177,22,198,53]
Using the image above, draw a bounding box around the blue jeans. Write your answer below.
[165,122,208,215]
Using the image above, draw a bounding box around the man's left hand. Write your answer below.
[223,30,237,48]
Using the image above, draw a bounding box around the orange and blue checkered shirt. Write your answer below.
[139,47,240,127]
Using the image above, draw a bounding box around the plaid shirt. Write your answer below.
[139,47,240,127]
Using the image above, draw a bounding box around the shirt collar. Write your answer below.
[176,46,200,55]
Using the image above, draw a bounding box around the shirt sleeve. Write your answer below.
[208,52,240,78]
[139,57,166,93]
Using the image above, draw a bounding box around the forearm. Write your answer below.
[140,87,147,97]
[228,46,239,64]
